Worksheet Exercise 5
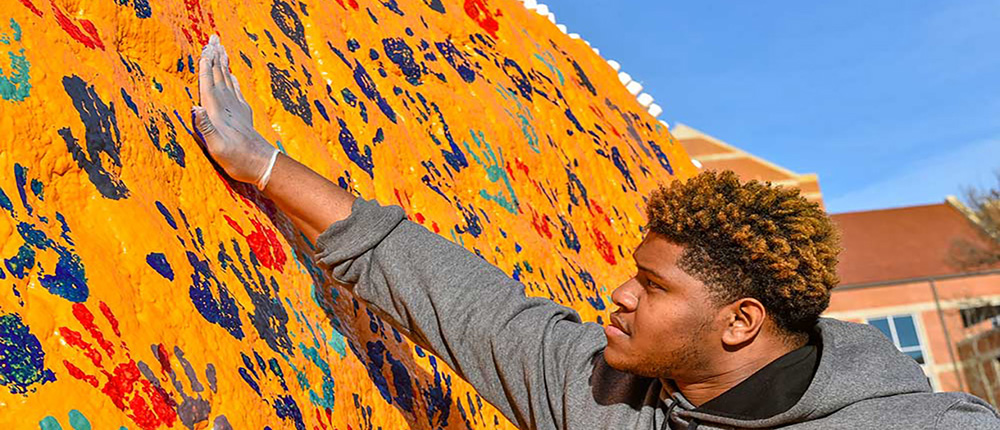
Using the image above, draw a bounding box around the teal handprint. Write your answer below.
[38,409,125,430]
[0,17,30,101]
[463,130,520,214]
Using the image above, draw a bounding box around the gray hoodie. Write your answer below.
[315,198,1000,429]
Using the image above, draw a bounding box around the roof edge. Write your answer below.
[672,123,816,181]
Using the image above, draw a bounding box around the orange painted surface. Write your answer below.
[0,0,692,428]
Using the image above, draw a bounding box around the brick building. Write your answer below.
[670,123,824,207]
[823,201,1000,395]
[958,321,1000,407]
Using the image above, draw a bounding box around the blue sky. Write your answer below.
[542,0,1000,213]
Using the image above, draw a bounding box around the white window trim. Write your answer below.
[864,314,931,367]
[861,312,942,391]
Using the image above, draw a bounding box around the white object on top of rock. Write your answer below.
[625,81,643,96]
[637,93,654,107]
[648,103,663,118]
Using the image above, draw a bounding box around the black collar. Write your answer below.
[693,335,821,420]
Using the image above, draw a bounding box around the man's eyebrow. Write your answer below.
[635,261,667,281]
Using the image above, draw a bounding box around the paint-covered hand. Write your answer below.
[193,34,277,188]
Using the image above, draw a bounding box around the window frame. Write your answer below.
[863,314,928,365]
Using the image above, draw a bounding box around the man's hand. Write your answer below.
[193,34,278,188]
[190,35,355,242]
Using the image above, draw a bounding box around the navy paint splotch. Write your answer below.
[502,58,533,101]
[352,60,397,123]
[571,59,596,96]
[146,252,174,281]
[455,201,483,238]
[146,111,187,167]
[219,240,293,356]
[380,0,405,16]
[337,118,375,178]
[58,75,130,200]
[0,312,57,395]
[647,139,674,175]
[187,250,245,339]
[383,38,423,85]
[238,351,306,430]
[271,0,310,57]
[564,108,584,132]
[420,355,452,427]
[558,215,580,252]
[13,164,32,216]
[565,165,590,214]
[113,0,151,18]
[435,40,476,83]
[268,63,313,126]
[1,165,88,302]
[364,341,414,413]
[421,0,445,13]
[609,146,636,191]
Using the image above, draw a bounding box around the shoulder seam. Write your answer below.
[934,398,972,429]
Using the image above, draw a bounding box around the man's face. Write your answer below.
[604,233,722,380]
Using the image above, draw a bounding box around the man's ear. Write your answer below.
[721,298,766,348]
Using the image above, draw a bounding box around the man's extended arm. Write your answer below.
[193,35,604,430]
[313,197,604,429]
[262,153,355,243]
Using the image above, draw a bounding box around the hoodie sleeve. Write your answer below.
[935,396,1000,429]
[314,198,605,430]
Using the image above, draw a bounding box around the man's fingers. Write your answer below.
[198,45,215,104]
[218,44,235,90]
[192,106,217,139]
[231,74,248,107]
[210,38,227,88]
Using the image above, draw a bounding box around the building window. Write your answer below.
[959,304,1000,328]
[866,315,925,364]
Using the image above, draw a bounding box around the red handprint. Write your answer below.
[58,302,178,430]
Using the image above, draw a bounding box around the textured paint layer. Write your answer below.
[0,0,693,428]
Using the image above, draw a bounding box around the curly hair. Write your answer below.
[645,170,841,335]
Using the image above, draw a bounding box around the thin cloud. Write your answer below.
[826,138,1000,214]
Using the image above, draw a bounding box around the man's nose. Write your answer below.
[610,278,639,312]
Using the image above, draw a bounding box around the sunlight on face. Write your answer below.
[604,233,721,379]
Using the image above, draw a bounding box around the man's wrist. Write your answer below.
[256,146,280,191]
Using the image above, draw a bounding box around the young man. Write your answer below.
[194,35,999,429]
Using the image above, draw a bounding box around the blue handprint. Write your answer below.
[1,163,88,302]
[237,349,306,430]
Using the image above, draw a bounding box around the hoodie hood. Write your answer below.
[672,318,932,428]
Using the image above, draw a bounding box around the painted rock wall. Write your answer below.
[0,0,694,428]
